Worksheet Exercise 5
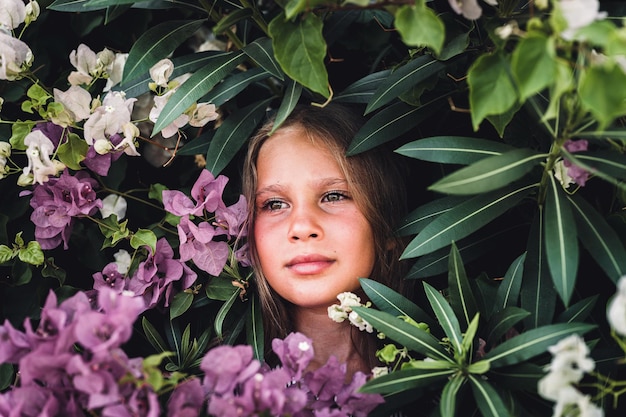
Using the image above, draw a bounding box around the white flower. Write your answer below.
[0,32,32,81]
[0,0,26,30]
[68,44,97,86]
[553,160,574,188]
[115,121,141,156]
[371,366,389,378]
[113,249,131,274]
[348,310,373,333]
[53,86,92,125]
[149,58,174,88]
[448,0,495,20]
[84,91,136,144]
[337,292,362,308]
[607,275,626,336]
[94,139,113,155]
[99,194,128,220]
[103,52,128,92]
[188,102,219,127]
[547,334,595,375]
[328,304,348,323]
[150,89,189,138]
[23,130,60,185]
[24,1,39,25]
[558,0,607,41]
[0,141,10,157]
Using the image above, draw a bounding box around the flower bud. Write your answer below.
[94,139,113,155]
[17,172,33,186]
[25,1,40,26]
[0,141,10,157]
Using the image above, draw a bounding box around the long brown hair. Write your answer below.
[242,103,409,368]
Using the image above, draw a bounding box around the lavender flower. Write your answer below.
[272,332,315,380]
[162,169,229,217]
[200,344,261,395]
[562,139,590,186]
[167,378,204,417]
[177,215,229,276]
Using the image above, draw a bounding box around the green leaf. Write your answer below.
[0,363,13,391]
[348,101,440,155]
[397,195,467,237]
[176,130,213,156]
[123,20,205,82]
[494,253,526,314]
[352,307,452,362]
[334,70,391,104]
[579,62,626,129]
[268,12,329,98]
[203,67,270,107]
[57,132,88,170]
[511,34,557,101]
[9,121,36,150]
[153,51,246,135]
[556,295,598,324]
[440,374,466,417]
[48,0,111,11]
[170,291,194,320]
[246,293,264,361]
[468,52,518,131]
[205,275,238,301]
[486,306,530,345]
[447,243,478,329]
[423,282,463,358]
[359,278,434,328]
[521,209,557,329]
[243,37,284,81]
[402,182,536,258]
[428,149,545,195]
[489,363,544,391]
[142,317,170,353]
[130,229,157,254]
[17,241,44,266]
[395,136,516,165]
[395,2,445,55]
[365,55,445,114]
[269,78,302,134]
[213,8,254,34]
[205,97,272,175]
[570,150,626,181]
[0,245,15,264]
[215,288,240,340]
[567,193,626,282]
[483,322,595,368]
[359,367,455,394]
[468,375,511,417]
[544,175,579,307]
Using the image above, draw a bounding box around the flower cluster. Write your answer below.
[327,292,373,333]
[538,334,603,417]
[172,332,384,417]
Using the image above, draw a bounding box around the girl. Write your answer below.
[242,103,409,378]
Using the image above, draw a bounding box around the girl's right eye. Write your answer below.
[260,199,287,212]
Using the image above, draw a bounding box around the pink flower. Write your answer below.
[177,215,229,276]
[84,91,136,144]
[563,139,590,186]
[163,169,229,216]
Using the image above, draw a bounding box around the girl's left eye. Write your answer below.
[322,191,348,203]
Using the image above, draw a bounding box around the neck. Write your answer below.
[292,306,370,379]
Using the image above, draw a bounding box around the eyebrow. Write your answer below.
[255,177,348,197]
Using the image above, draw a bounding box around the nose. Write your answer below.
[288,207,323,241]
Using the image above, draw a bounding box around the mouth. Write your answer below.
[286,254,334,275]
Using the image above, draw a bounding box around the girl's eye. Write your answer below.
[322,191,348,203]
[260,199,287,212]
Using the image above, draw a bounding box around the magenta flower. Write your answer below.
[93,261,128,292]
[214,194,248,238]
[162,169,229,216]
[167,378,204,417]
[177,215,229,276]
[200,344,261,395]
[272,332,315,380]
[563,139,590,186]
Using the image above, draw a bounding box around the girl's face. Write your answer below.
[253,126,376,310]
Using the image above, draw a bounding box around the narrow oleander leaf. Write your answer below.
[359,278,434,328]
[397,196,468,237]
[447,243,478,329]
[429,149,545,195]
[215,288,240,340]
[468,375,511,417]
[544,175,579,307]
[243,37,284,81]
[49,0,109,11]
[396,136,516,165]
[123,20,205,82]
[423,282,463,356]
[402,182,536,259]
[176,129,213,156]
[566,150,626,181]
[203,67,270,107]
[352,307,452,362]
[142,317,169,353]
[270,78,302,134]
[365,55,445,114]
[556,295,598,324]
[246,293,264,361]
[348,101,440,155]
[567,193,626,283]
[486,306,530,345]
[359,367,455,394]
[440,374,466,417]
[521,209,557,329]
[489,363,544,391]
[334,70,391,103]
[483,322,595,368]
[213,8,254,34]
[169,291,194,320]
[205,97,272,175]
[153,51,246,135]
[494,252,526,314]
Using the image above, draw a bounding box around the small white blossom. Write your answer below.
[328,304,348,323]
[298,341,311,351]
[149,58,174,88]
[53,86,92,125]
[103,52,128,92]
[115,121,141,156]
[607,275,626,336]
[337,292,362,307]
[113,249,131,274]
[558,0,607,41]
[0,141,10,157]
[23,130,61,185]
[24,1,39,26]
[371,366,388,378]
[188,102,219,127]
[68,44,97,86]
[0,0,26,30]
[84,91,136,144]
[94,139,113,155]
[0,32,32,81]
[348,310,373,333]
[99,194,128,220]
[149,74,191,138]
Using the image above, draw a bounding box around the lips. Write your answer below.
[286,254,334,275]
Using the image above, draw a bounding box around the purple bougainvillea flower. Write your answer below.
[162,169,228,216]
[563,139,590,186]
[200,344,261,395]
[303,355,346,403]
[214,194,248,238]
[0,386,60,417]
[272,332,315,380]
[335,371,384,416]
[83,133,124,176]
[177,215,229,276]
[167,378,204,417]
[93,262,128,292]
[0,319,31,363]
